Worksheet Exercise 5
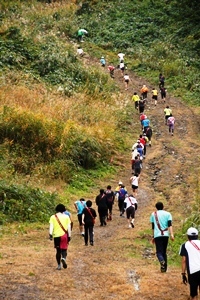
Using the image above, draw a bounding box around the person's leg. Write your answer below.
[78,214,84,236]
[130,207,135,228]
[154,237,169,272]
[99,209,103,226]
[89,225,94,245]
[56,248,62,270]
[84,224,89,245]
[61,249,67,269]
[188,272,199,300]
[102,208,107,225]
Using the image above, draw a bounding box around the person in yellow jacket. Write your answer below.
[49,204,71,270]
[132,92,140,110]
[164,105,172,125]
[152,88,158,106]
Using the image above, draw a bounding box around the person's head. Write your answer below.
[187,227,198,240]
[155,202,164,210]
[135,156,138,160]
[139,134,142,138]
[55,204,66,213]
[107,185,111,190]
[134,92,137,95]
[118,181,123,185]
[101,56,104,59]
[134,173,139,177]
[86,200,92,207]
[166,105,169,108]
[80,198,85,202]
[100,189,104,194]
[152,88,155,90]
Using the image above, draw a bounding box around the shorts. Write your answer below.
[188,270,200,298]
[152,95,158,100]
[126,206,135,219]
[161,92,166,99]
[54,234,68,250]
[131,185,138,190]
[125,79,129,83]
[77,213,83,226]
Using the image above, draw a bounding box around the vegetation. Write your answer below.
[0,0,199,231]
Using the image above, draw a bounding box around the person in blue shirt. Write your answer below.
[100,56,106,67]
[150,202,174,272]
[74,198,86,236]
[141,117,150,131]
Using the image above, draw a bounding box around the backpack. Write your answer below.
[106,190,114,202]
[118,188,126,200]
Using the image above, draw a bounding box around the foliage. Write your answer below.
[0,181,58,223]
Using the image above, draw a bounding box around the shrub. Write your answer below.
[0,181,59,223]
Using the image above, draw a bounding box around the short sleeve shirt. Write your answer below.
[150,210,172,238]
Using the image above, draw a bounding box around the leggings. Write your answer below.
[56,248,67,264]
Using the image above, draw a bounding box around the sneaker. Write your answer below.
[61,258,67,269]
[90,241,94,246]
[171,133,173,136]
[160,260,166,273]
[128,224,132,228]
[131,222,135,228]
[56,265,61,270]
[85,243,88,246]
[81,232,85,237]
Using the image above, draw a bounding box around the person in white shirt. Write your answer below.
[129,173,139,196]
[118,52,125,63]
[124,194,138,228]
[179,227,200,300]
[77,46,84,57]
[124,73,130,90]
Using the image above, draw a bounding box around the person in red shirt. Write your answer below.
[108,65,115,78]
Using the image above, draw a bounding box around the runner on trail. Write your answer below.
[49,204,71,270]
[179,227,200,300]
[124,194,138,228]
[139,134,147,157]
[152,88,158,106]
[82,200,97,246]
[117,185,127,217]
[100,56,106,67]
[95,189,108,226]
[133,155,142,175]
[119,61,125,76]
[118,52,125,63]
[164,105,172,125]
[159,73,165,87]
[77,28,88,42]
[77,46,84,57]
[131,149,140,171]
[160,86,167,102]
[140,112,147,125]
[167,114,175,136]
[132,92,140,110]
[74,198,86,236]
[124,73,130,90]
[150,202,174,273]
[129,173,139,196]
[140,85,148,100]
[105,185,115,221]
[141,116,150,131]
[138,97,146,113]
[108,64,115,78]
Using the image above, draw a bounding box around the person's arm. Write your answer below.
[67,221,71,238]
[168,220,174,240]
[82,213,85,225]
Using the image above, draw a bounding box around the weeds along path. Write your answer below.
[1,56,200,300]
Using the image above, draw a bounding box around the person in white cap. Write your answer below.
[179,227,200,300]
[123,194,138,228]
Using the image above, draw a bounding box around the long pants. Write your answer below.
[118,199,125,214]
[56,249,67,264]
[98,207,107,225]
[154,236,169,269]
[107,203,113,216]
[84,224,94,244]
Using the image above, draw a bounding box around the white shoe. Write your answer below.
[128,224,132,228]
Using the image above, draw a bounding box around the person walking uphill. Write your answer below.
[49,204,71,270]
[82,200,97,246]
[96,189,108,226]
[74,198,86,236]
[150,202,174,272]
[179,227,200,300]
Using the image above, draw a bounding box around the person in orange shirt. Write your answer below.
[140,85,148,99]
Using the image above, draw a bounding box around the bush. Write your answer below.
[0,181,59,223]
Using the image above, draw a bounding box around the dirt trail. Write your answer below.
[0,59,199,300]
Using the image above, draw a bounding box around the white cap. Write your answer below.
[118,181,123,185]
[187,227,198,236]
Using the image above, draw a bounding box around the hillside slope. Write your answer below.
[0,61,199,300]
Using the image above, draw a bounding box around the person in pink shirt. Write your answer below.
[167,115,175,136]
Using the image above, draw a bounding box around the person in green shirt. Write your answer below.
[132,92,140,110]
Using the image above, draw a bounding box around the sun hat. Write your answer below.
[187,227,198,236]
